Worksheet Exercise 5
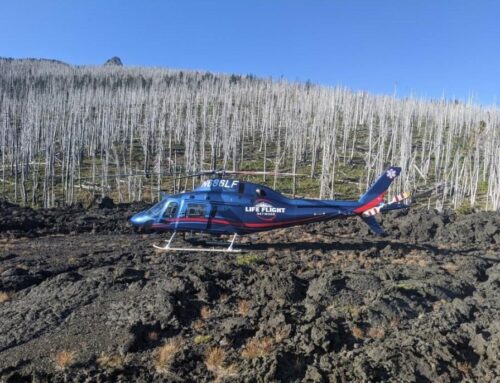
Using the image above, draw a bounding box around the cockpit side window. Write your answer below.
[186,203,207,217]
[163,201,178,218]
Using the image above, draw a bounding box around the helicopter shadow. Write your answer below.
[185,236,497,263]
[246,239,486,258]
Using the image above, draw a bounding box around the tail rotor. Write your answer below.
[355,167,412,235]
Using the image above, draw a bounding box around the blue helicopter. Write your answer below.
[129,167,411,252]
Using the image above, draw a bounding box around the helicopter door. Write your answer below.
[162,201,179,220]
[178,201,210,231]
[160,200,179,229]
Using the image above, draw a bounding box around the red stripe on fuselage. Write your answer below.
[154,215,327,230]
[242,216,323,227]
[353,192,385,214]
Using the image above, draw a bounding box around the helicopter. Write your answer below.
[129,166,411,252]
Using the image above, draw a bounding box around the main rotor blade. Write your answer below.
[224,170,306,177]
[171,170,220,181]
[72,171,175,181]
[71,169,306,182]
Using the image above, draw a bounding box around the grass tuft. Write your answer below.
[0,291,13,303]
[442,262,460,274]
[367,326,385,339]
[193,319,206,331]
[274,326,289,343]
[218,293,229,303]
[205,347,224,370]
[241,337,275,359]
[54,350,76,370]
[97,352,128,370]
[205,347,238,380]
[432,299,447,311]
[237,299,251,316]
[457,361,472,375]
[153,337,183,373]
[389,316,400,328]
[351,326,365,340]
[200,306,211,320]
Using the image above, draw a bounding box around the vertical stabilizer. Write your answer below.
[358,167,401,205]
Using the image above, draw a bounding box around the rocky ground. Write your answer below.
[0,200,499,382]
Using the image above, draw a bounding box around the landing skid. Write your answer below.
[153,245,242,253]
[153,231,242,253]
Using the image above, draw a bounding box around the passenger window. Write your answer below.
[186,203,206,217]
[163,202,178,218]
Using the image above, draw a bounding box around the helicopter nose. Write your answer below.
[129,212,150,226]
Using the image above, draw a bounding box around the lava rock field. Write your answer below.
[0,201,499,382]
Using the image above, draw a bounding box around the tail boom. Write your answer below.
[354,166,410,235]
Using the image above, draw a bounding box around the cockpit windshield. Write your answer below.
[148,200,166,216]
[148,199,179,218]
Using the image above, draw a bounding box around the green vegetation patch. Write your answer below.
[456,201,472,215]
[235,253,264,266]
[396,283,414,290]
[194,335,212,344]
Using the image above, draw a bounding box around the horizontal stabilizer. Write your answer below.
[362,191,411,216]
[379,202,411,213]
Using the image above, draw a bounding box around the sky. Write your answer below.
[1,0,499,105]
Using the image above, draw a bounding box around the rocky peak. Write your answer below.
[104,56,123,66]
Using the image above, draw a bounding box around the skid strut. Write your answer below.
[153,232,242,252]
[227,233,237,251]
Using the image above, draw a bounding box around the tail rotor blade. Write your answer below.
[362,192,411,217]
[390,191,411,204]
[362,206,383,217]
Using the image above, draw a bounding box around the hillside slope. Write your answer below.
[0,58,499,210]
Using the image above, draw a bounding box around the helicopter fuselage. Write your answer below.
[130,178,359,235]
[130,167,410,239]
